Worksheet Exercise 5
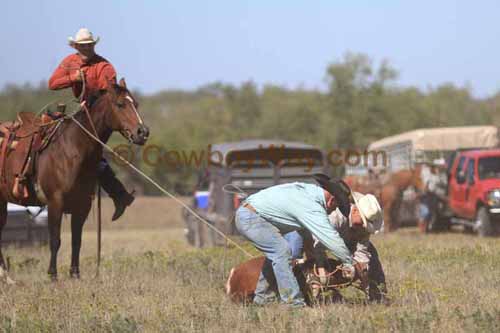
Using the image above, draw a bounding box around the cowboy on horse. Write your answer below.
[48,28,134,221]
[0,28,149,283]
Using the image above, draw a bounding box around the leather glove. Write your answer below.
[341,263,355,280]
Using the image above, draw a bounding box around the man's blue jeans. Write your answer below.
[283,231,304,260]
[235,206,306,306]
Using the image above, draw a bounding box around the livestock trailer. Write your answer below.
[346,126,499,226]
[367,126,499,173]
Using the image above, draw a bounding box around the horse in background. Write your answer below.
[380,166,424,231]
[345,166,424,232]
[0,79,149,283]
[344,169,388,199]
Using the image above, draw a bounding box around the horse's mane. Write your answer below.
[86,83,129,108]
[58,88,115,136]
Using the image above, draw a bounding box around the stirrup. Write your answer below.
[13,176,29,200]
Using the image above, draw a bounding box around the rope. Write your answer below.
[309,279,353,290]
[78,69,86,103]
[81,102,99,137]
[311,264,354,289]
[96,183,102,277]
[35,67,86,118]
[35,97,77,117]
[222,184,248,198]
[68,115,255,259]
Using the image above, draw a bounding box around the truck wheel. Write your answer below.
[437,216,451,231]
[475,207,493,237]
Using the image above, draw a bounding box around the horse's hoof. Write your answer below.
[69,267,80,279]
[49,274,58,282]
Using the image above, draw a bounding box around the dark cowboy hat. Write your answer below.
[312,173,352,218]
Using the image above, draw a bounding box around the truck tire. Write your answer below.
[476,207,493,237]
[437,216,451,231]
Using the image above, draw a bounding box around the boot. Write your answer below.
[110,190,135,221]
[98,159,135,221]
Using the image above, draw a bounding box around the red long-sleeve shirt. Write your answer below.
[48,53,117,100]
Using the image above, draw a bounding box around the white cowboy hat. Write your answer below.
[68,28,100,45]
[351,192,384,234]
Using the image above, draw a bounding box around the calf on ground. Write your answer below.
[225,256,349,305]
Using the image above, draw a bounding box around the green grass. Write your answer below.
[1,198,500,332]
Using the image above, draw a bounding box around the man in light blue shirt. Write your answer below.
[235,174,356,307]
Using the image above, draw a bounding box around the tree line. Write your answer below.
[1,53,499,195]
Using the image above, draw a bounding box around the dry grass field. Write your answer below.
[1,197,499,332]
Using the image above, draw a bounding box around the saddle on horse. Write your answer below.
[0,109,64,202]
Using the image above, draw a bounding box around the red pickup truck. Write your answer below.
[446,149,500,236]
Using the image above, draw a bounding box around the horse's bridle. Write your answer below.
[116,95,144,143]
[125,96,144,126]
[78,91,144,144]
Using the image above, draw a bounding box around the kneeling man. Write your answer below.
[235,174,361,307]
[300,190,387,302]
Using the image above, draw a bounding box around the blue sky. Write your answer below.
[1,0,499,97]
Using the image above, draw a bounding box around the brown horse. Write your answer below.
[344,170,386,199]
[0,79,149,283]
[380,166,424,231]
[345,166,424,232]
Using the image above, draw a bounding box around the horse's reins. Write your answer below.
[75,68,104,275]
[33,67,86,118]
[80,101,99,138]
[78,97,104,275]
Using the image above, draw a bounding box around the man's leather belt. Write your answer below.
[243,202,257,213]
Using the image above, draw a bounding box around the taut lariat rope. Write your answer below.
[68,115,255,259]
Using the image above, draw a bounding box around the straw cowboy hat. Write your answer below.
[68,28,100,46]
[312,173,352,218]
[351,192,384,234]
[432,158,446,167]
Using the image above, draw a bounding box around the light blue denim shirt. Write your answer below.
[246,182,353,264]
